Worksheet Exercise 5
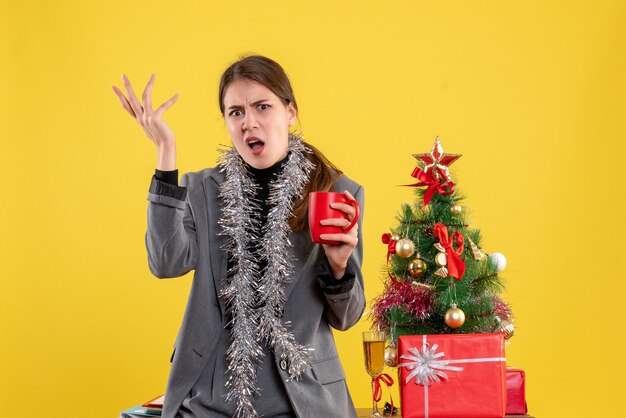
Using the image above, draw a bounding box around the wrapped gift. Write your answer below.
[397,333,506,418]
[506,368,528,415]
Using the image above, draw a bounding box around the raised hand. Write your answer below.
[112,74,179,170]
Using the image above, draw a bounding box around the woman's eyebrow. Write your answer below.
[227,99,270,111]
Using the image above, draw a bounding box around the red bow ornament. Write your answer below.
[381,233,397,263]
[432,223,466,280]
[381,233,403,287]
[406,167,455,207]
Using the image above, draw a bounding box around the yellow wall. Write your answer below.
[2,1,624,417]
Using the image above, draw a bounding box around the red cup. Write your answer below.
[308,191,360,244]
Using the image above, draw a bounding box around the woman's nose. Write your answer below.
[242,111,258,131]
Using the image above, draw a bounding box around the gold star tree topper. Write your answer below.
[413,137,463,182]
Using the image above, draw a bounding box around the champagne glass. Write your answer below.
[362,331,386,417]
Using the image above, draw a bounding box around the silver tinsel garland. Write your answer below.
[217,133,315,418]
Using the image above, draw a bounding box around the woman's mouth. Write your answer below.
[246,137,265,155]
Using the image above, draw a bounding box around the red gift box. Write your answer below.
[506,368,528,415]
[397,333,506,418]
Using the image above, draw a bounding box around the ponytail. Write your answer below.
[289,141,342,232]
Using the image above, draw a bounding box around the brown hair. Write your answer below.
[218,54,342,231]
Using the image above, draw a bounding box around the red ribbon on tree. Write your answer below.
[406,167,455,206]
[381,233,397,262]
[433,223,466,280]
[381,234,404,287]
[372,373,395,413]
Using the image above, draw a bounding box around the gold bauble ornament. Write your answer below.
[395,239,415,258]
[495,316,515,340]
[444,304,466,328]
[408,258,428,277]
[391,233,402,242]
[451,204,462,214]
[384,344,398,367]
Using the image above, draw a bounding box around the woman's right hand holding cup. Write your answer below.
[112,74,179,170]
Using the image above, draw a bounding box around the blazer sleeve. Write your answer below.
[145,172,199,278]
[318,184,366,331]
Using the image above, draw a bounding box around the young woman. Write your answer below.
[113,55,365,418]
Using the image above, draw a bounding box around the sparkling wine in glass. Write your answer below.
[362,331,386,417]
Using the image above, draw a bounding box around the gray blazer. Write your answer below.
[145,166,366,418]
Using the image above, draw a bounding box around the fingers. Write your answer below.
[112,85,135,117]
[121,73,144,119]
[319,230,358,246]
[142,73,155,113]
[320,221,358,241]
[154,93,180,118]
[330,202,356,220]
[342,189,355,201]
[320,218,351,229]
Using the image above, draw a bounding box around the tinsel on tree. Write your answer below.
[371,137,514,365]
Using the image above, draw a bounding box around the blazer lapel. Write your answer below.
[283,229,317,303]
[206,170,227,318]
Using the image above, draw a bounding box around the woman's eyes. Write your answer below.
[229,104,270,117]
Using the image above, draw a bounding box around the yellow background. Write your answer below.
[2,1,625,417]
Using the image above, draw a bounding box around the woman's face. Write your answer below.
[223,78,296,169]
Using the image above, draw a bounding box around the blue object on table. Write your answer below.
[119,405,162,418]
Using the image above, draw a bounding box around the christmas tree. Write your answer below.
[371,137,514,366]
